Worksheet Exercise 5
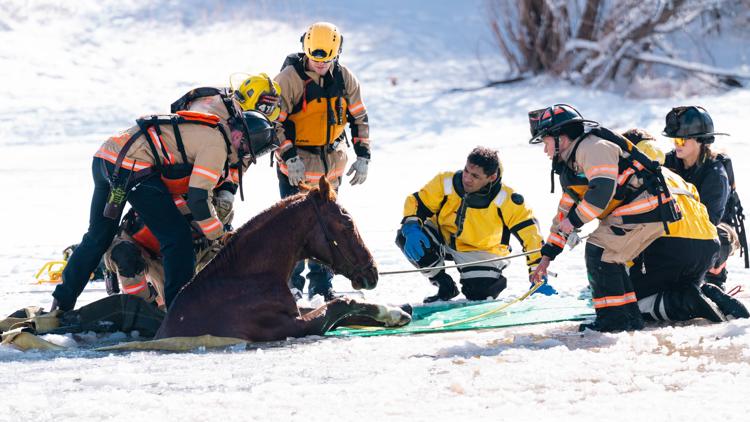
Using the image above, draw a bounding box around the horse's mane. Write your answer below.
[192,189,315,282]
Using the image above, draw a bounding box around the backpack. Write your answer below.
[170,86,236,118]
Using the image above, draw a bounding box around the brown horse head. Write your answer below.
[304,176,378,290]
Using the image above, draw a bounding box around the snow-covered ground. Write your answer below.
[1,1,749,420]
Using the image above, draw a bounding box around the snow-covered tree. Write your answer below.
[486,0,749,94]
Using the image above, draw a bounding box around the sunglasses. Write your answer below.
[309,49,335,63]
[672,137,688,147]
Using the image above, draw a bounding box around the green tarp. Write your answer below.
[328,295,594,337]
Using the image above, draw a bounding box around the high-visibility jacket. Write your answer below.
[661,168,717,241]
[403,171,544,271]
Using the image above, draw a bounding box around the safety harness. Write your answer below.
[103,111,232,219]
[170,87,258,200]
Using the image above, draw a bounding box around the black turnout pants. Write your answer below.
[630,237,719,298]
[55,158,194,311]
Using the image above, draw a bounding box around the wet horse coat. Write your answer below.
[155,177,410,342]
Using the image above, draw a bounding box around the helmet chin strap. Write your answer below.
[550,135,560,194]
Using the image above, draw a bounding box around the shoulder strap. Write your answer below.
[282,53,310,81]
[588,126,660,173]
[717,153,735,189]
[332,62,345,96]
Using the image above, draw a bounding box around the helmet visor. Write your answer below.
[528,108,546,144]
[248,127,278,157]
[308,48,335,63]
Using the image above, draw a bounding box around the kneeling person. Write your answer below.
[396,147,546,303]
[103,184,236,310]
[622,130,749,322]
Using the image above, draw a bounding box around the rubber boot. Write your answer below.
[638,286,726,322]
[581,243,642,332]
[423,271,459,303]
[704,268,727,291]
[701,283,749,319]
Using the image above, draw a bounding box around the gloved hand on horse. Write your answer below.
[402,222,430,261]
[286,156,306,186]
[214,190,234,222]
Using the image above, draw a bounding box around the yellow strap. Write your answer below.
[33,261,67,284]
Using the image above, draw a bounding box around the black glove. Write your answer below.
[193,236,212,254]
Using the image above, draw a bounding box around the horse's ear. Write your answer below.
[318,176,336,202]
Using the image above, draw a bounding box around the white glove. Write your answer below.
[346,157,369,185]
[214,190,234,222]
[285,156,306,186]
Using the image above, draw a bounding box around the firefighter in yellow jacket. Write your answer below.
[396,147,547,303]
[273,22,371,300]
[52,109,276,312]
[622,130,749,322]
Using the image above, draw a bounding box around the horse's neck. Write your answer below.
[237,202,313,276]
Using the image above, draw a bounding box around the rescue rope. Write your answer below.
[345,283,542,331]
[727,285,743,297]
[379,233,588,276]
[379,247,542,275]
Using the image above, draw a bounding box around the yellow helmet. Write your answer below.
[621,128,665,165]
[635,140,665,165]
[234,73,282,121]
[302,22,343,62]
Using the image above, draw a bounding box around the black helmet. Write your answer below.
[528,104,597,144]
[662,106,729,143]
[232,110,277,158]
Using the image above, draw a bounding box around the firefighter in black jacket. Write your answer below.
[662,106,747,290]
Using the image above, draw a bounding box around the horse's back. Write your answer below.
[155,276,301,341]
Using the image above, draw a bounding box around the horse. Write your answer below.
[154,176,411,342]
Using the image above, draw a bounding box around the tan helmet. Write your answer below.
[301,22,343,62]
[234,73,282,121]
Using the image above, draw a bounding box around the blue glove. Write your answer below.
[402,223,430,261]
[531,276,558,296]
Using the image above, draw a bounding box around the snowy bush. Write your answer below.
[486,0,750,96]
